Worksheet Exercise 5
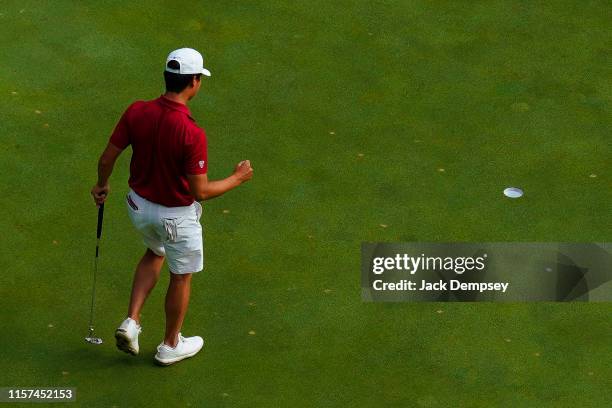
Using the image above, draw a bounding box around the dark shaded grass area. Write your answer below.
[0,1,610,406]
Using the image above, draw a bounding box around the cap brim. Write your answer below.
[202,68,211,77]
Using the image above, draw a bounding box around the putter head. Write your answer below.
[85,327,103,345]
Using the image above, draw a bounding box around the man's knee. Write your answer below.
[169,272,192,282]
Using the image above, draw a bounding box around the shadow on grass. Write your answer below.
[70,345,163,369]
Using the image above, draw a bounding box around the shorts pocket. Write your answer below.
[126,194,140,211]
[162,217,185,243]
[194,201,202,221]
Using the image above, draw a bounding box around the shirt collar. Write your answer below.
[158,95,194,120]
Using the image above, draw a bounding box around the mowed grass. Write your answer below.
[0,0,610,406]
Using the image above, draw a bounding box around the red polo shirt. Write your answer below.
[109,95,208,207]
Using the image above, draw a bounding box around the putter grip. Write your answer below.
[97,203,105,239]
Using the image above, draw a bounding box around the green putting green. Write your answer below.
[0,0,610,406]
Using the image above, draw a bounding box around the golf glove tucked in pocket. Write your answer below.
[162,217,184,243]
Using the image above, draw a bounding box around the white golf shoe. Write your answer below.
[154,333,204,366]
[115,317,142,356]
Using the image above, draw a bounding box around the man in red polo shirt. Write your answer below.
[91,48,253,365]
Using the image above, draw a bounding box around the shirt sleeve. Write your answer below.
[184,128,208,175]
[108,105,132,149]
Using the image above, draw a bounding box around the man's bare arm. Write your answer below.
[187,160,253,201]
[91,142,124,205]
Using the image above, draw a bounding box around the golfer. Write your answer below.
[91,48,253,365]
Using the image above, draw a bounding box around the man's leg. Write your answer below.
[163,272,192,347]
[127,248,165,323]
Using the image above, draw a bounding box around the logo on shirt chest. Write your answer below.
[198,160,205,168]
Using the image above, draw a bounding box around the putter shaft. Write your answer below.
[86,204,105,344]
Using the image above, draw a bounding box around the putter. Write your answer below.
[85,203,105,345]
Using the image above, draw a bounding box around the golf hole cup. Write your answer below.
[503,187,523,198]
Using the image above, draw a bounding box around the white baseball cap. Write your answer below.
[165,48,211,77]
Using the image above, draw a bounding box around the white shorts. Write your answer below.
[126,189,203,274]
